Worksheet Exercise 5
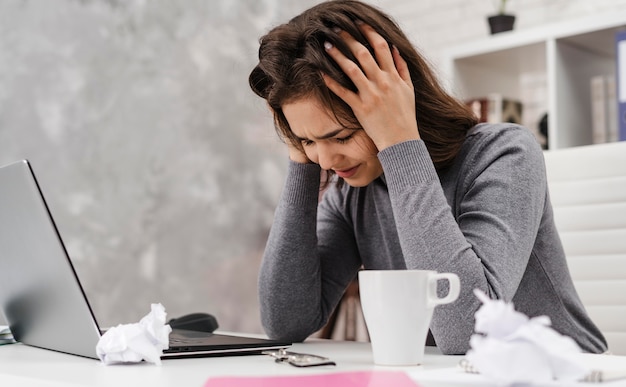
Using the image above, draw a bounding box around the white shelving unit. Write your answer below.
[443,11,626,150]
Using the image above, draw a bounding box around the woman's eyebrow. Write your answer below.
[294,127,356,141]
[314,128,346,140]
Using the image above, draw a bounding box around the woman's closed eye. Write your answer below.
[335,132,356,144]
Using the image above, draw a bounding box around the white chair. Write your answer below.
[544,141,626,355]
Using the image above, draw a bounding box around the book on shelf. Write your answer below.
[617,29,626,141]
[466,93,523,124]
[590,75,618,144]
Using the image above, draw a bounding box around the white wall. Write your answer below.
[374,0,626,142]
[377,0,626,73]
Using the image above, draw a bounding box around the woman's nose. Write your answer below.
[316,143,339,171]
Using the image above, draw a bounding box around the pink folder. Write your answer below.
[204,370,420,387]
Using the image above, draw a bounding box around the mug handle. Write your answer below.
[427,273,460,308]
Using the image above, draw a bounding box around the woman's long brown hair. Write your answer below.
[249,0,477,176]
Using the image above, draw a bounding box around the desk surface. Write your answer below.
[1,340,626,387]
[0,340,461,387]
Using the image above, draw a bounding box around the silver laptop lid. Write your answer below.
[0,160,102,359]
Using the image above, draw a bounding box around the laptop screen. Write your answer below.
[0,160,102,358]
[0,160,290,360]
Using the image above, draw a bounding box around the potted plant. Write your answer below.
[488,0,515,35]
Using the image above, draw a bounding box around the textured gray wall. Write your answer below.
[0,0,319,331]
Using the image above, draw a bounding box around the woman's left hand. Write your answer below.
[323,22,420,151]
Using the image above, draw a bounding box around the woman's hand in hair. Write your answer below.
[322,22,420,151]
[287,141,312,164]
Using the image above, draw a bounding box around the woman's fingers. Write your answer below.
[322,42,358,106]
[392,45,413,87]
[329,24,394,82]
[323,40,371,100]
[324,23,412,94]
[354,21,396,74]
[322,22,418,151]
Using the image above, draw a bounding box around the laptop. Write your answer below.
[0,159,291,360]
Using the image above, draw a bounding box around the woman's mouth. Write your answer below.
[335,165,359,179]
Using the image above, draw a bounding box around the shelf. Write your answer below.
[443,10,626,150]
[445,11,626,61]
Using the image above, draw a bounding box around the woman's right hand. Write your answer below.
[287,142,311,164]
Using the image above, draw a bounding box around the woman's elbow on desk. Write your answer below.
[436,339,471,355]
[261,319,312,343]
[431,323,474,355]
[260,309,320,343]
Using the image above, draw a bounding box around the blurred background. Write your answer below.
[0,0,322,331]
[1,0,625,333]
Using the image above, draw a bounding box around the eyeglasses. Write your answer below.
[263,348,336,367]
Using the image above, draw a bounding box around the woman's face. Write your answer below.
[283,96,383,187]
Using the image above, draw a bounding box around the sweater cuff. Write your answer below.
[378,140,438,191]
[282,160,322,206]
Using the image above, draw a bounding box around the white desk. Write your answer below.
[0,340,459,387]
[1,340,626,387]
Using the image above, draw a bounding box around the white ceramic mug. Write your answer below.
[358,269,460,366]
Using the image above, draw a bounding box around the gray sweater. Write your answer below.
[259,123,608,354]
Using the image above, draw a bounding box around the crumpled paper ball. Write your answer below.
[465,289,589,384]
[96,303,172,365]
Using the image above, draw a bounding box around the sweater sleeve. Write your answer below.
[377,127,547,354]
[258,161,362,342]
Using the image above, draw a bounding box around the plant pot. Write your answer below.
[488,14,516,34]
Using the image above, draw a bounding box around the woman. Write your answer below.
[248,0,607,354]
